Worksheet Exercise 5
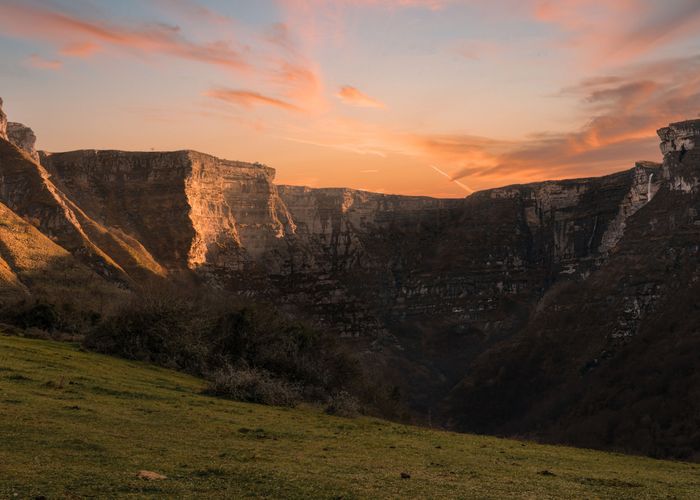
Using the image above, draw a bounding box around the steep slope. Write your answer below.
[0,201,125,309]
[0,139,164,282]
[3,333,700,499]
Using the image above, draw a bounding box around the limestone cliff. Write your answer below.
[0,98,7,141]
[658,119,700,155]
[443,119,700,460]
[659,119,700,194]
[7,122,39,163]
[39,150,296,275]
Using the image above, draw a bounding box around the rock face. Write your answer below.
[443,124,700,460]
[38,150,295,273]
[7,122,39,162]
[2,102,700,459]
[657,119,700,155]
[0,97,7,141]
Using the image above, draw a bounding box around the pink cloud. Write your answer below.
[0,2,250,71]
[26,54,62,70]
[532,0,700,67]
[59,42,101,58]
[0,1,327,113]
[204,88,301,112]
[336,86,385,108]
[392,53,700,188]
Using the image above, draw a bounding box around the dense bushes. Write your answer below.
[206,365,301,407]
[1,300,100,338]
[325,390,361,418]
[82,286,371,411]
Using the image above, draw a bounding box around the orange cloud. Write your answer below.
[336,86,385,108]
[339,0,445,8]
[403,53,700,188]
[0,2,250,71]
[154,0,233,25]
[532,0,700,67]
[26,54,62,70]
[59,42,101,58]
[0,1,326,113]
[279,0,446,9]
[204,88,301,112]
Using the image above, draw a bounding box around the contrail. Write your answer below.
[430,165,473,194]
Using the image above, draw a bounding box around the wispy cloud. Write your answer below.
[59,42,101,58]
[204,89,301,112]
[26,54,62,70]
[438,53,700,183]
[0,1,328,113]
[0,1,250,70]
[531,0,700,67]
[336,86,385,108]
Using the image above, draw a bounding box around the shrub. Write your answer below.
[206,365,300,407]
[83,288,209,372]
[325,390,361,418]
[12,302,61,331]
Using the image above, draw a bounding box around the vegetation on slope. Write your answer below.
[1,333,699,499]
[81,287,392,415]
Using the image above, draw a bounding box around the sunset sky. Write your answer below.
[1,0,699,197]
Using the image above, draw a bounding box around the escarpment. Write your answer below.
[444,120,700,460]
[3,94,700,459]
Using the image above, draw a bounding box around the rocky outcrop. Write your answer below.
[0,97,7,141]
[7,122,39,162]
[657,119,700,155]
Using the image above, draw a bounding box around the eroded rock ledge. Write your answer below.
[0,97,7,141]
[658,119,700,155]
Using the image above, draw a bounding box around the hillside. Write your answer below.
[1,334,699,499]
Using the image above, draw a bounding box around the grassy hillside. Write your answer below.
[1,334,699,499]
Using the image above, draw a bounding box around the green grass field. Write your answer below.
[1,333,699,499]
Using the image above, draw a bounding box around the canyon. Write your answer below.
[1,96,699,459]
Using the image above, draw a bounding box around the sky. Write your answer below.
[0,0,699,197]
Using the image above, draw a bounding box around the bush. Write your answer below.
[206,365,300,407]
[83,285,214,371]
[2,300,101,335]
[325,390,361,418]
[11,302,61,331]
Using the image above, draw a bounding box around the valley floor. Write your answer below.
[1,334,698,499]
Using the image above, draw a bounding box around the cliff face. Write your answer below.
[7,122,39,163]
[444,120,700,460]
[2,93,700,459]
[39,150,297,274]
[0,98,7,141]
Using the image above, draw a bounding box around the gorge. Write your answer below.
[1,97,699,460]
